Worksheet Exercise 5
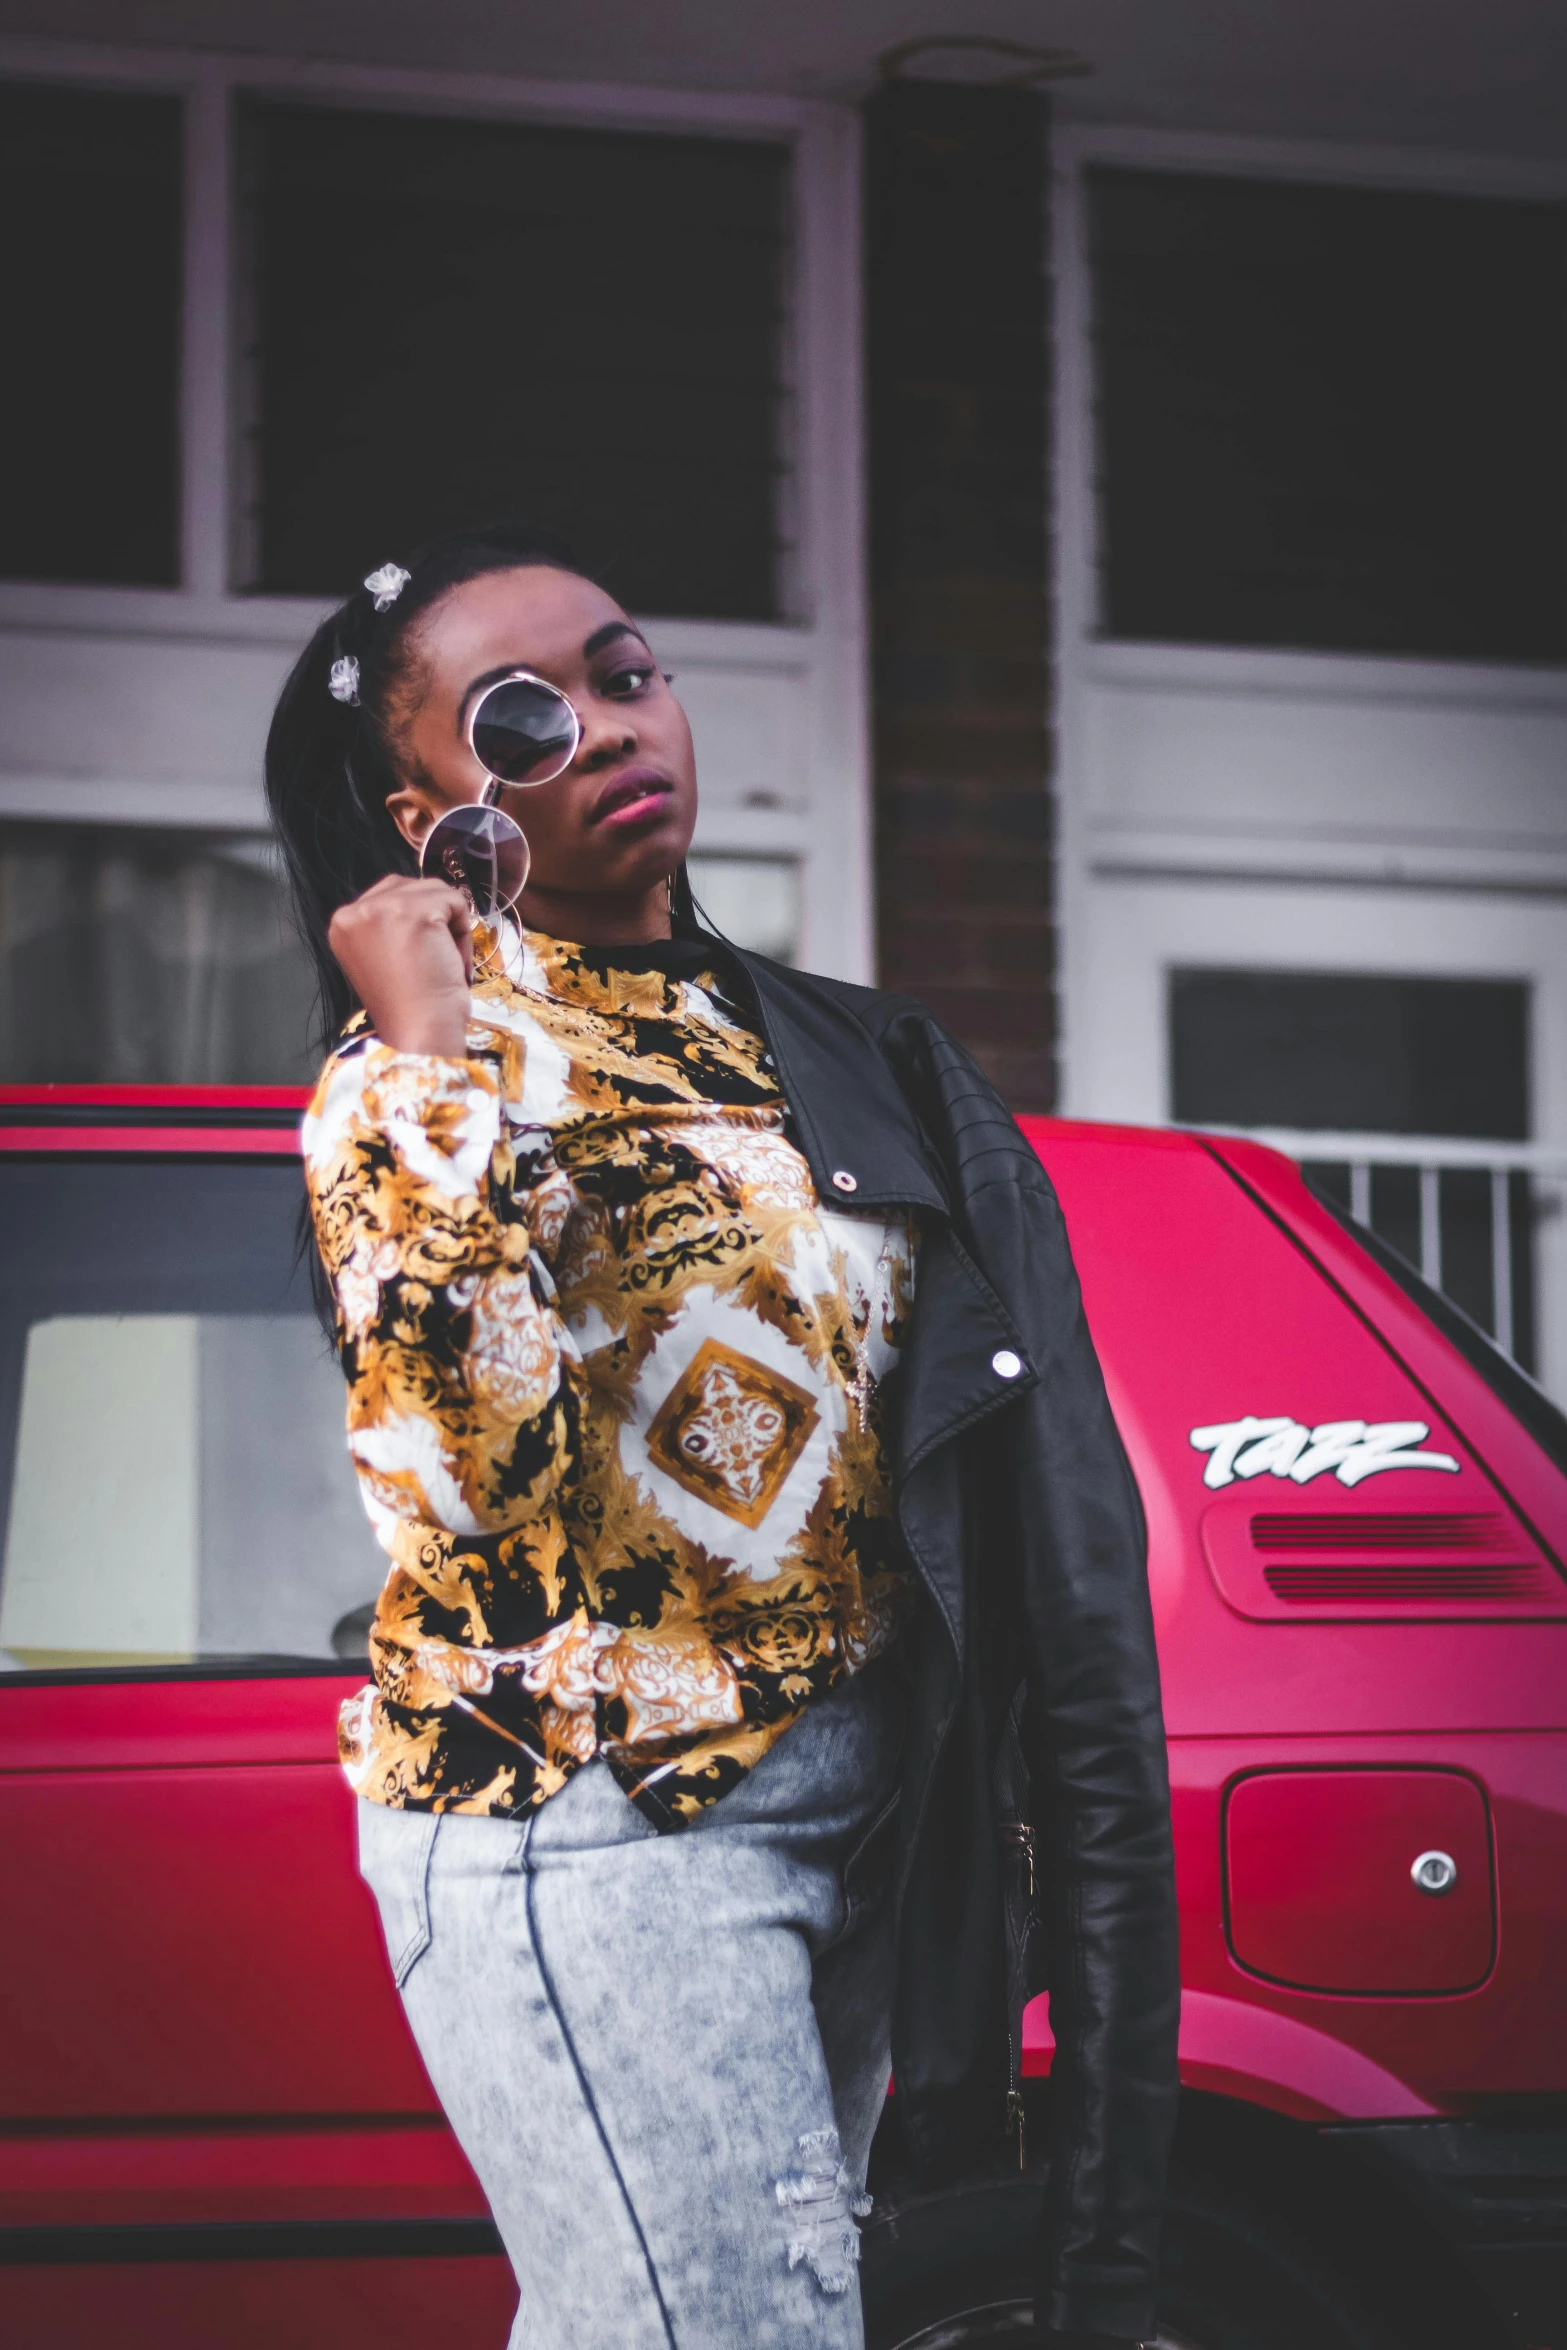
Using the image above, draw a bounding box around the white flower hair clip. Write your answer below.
[363,561,410,611]
[328,654,361,706]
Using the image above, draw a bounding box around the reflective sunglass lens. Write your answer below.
[421,803,530,919]
[471,677,579,786]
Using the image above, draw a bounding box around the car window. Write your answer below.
[0,1157,384,1679]
[1307,1178,1567,1481]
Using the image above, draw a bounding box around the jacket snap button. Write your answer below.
[991,1348,1024,1380]
[831,1170,858,1193]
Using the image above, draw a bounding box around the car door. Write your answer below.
[0,1097,515,2350]
[1024,1115,1567,2123]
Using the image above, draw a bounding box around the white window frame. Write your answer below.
[0,36,872,981]
[1050,120,1567,1114]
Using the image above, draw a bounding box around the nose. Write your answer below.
[574,702,637,769]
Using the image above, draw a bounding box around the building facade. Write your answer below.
[2,27,1565,1397]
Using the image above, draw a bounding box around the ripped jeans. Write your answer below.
[357,1662,903,2350]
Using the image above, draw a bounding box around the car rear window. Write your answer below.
[0,1156,383,1680]
[1308,1179,1567,1481]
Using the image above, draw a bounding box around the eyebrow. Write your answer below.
[582,620,649,658]
[464,664,531,706]
[459,625,653,729]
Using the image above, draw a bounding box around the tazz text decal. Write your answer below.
[1190,1416,1461,1491]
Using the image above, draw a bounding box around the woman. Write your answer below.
[268,522,1178,2350]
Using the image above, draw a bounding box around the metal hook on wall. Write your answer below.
[875,35,1092,88]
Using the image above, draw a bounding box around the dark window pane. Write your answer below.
[1439,1165,1495,1335]
[1169,970,1529,1139]
[0,1160,383,1678]
[1507,1171,1538,1372]
[0,822,317,1083]
[1301,1158,1351,1211]
[1089,167,1567,661]
[239,101,790,617]
[0,82,181,586]
[1369,1162,1421,1268]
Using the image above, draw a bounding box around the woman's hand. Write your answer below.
[327,875,475,1058]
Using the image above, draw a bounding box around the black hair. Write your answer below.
[270,521,717,1349]
[266,518,608,1049]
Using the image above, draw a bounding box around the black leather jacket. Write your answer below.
[726,943,1181,2346]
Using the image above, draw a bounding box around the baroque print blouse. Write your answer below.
[303,926,917,1830]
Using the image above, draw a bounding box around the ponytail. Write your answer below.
[264,519,584,1049]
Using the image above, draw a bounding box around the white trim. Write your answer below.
[1048,121,1100,1116]
[791,101,873,983]
[0,35,818,136]
[1083,636,1567,713]
[0,776,266,830]
[180,61,231,601]
[1051,118,1567,202]
[1183,1126,1567,1175]
[1085,830,1567,897]
[0,592,830,653]
[0,769,824,852]
[0,36,197,94]
[1493,1171,1516,1357]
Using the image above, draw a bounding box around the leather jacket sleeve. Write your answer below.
[872,1002,1182,2344]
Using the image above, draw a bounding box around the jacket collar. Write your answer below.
[727,950,950,1218]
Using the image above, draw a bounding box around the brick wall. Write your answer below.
[863,80,1055,1112]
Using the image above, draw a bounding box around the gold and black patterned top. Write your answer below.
[303,924,916,1829]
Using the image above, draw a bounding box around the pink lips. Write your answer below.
[590,767,675,829]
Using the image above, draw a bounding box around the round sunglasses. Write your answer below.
[419,670,582,919]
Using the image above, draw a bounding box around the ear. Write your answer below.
[385,782,438,856]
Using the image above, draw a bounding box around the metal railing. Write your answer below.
[1192,1128,1567,1364]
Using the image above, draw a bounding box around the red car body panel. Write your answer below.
[3,1087,1565,2345]
[1016,1114,1567,2131]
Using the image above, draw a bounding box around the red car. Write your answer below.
[2,1086,1564,2350]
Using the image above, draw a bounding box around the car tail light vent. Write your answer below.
[1250,1511,1556,1604]
[1251,1512,1513,1552]
[1262,1560,1550,1603]
[1202,1502,1567,1620]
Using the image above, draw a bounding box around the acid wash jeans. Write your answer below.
[357,1662,904,2350]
